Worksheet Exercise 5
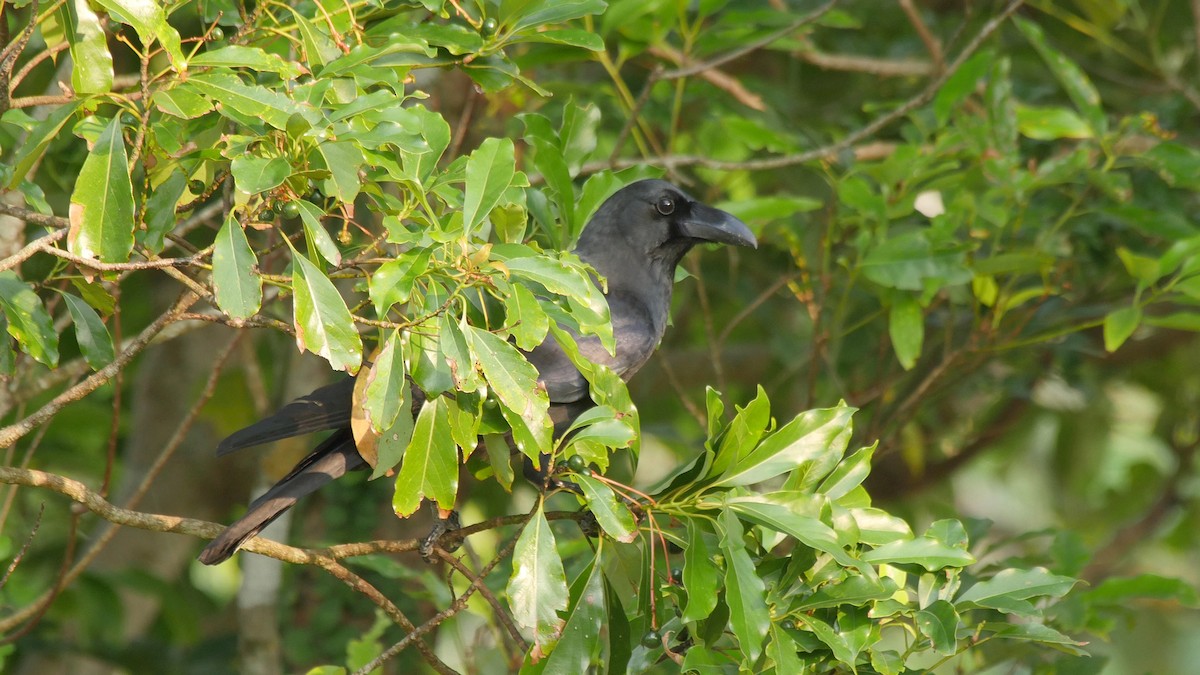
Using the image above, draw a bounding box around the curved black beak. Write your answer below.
[680,202,758,249]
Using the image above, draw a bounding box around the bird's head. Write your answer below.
[575,179,757,273]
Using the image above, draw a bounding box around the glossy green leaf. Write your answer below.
[682,519,719,622]
[231,155,291,194]
[726,497,858,567]
[888,294,923,370]
[933,49,992,123]
[793,574,896,611]
[714,403,854,488]
[370,249,430,315]
[505,0,608,33]
[484,433,515,491]
[519,28,605,51]
[819,443,877,501]
[295,201,342,266]
[440,314,483,391]
[290,247,362,373]
[0,272,59,367]
[958,567,1078,613]
[315,141,364,203]
[915,600,959,655]
[861,232,971,291]
[767,623,805,674]
[190,45,302,78]
[719,508,769,662]
[573,474,637,542]
[710,385,771,478]
[980,621,1087,655]
[142,170,187,254]
[507,504,568,650]
[93,0,185,69]
[392,397,458,516]
[188,72,298,129]
[363,331,407,433]
[7,101,82,189]
[503,281,550,350]
[463,137,516,235]
[465,325,550,459]
[152,84,214,119]
[861,536,975,571]
[212,214,262,320]
[541,550,607,675]
[68,117,135,263]
[64,0,113,93]
[60,293,113,369]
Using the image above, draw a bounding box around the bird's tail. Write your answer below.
[198,429,365,565]
[216,378,356,456]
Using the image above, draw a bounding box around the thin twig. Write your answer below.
[898,0,946,73]
[435,548,529,653]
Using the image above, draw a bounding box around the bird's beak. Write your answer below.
[680,202,758,249]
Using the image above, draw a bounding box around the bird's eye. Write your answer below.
[655,196,675,216]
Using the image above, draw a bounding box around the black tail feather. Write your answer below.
[199,429,365,564]
[216,378,356,456]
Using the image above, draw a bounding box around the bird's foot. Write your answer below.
[419,509,461,563]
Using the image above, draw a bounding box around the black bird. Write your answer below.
[198,179,756,565]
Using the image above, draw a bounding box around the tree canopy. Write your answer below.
[1,0,1198,673]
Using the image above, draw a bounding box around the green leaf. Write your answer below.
[93,0,185,70]
[573,474,637,543]
[295,201,342,266]
[766,623,805,674]
[933,49,993,123]
[682,519,719,622]
[915,600,959,655]
[503,281,550,351]
[1016,105,1094,140]
[465,325,551,459]
[212,214,262,320]
[862,536,975,571]
[1015,17,1105,135]
[392,398,458,516]
[861,232,971,291]
[290,247,362,373]
[716,195,823,223]
[370,249,430,315]
[439,314,483,392]
[888,294,923,370]
[726,496,859,567]
[504,0,608,33]
[463,138,516,235]
[315,141,364,203]
[1087,574,1199,606]
[231,155,291,194]
[0,272,59,367]
[819,443,876,501]
[958,568,1078,613]
[68,117,135,263]
[153,84,214,119]
[714,403,854,488]
[517,28,605,51]
[710,386,771,477]
[1144,142,1200,190]
[980,621,1087,655]
[188,72,299,130]
[793,574,896,610]
[507,504,568,650]
[363,331,407,433]
[1103,306,1140,352]
[59,293,112,369]
[719,508,770,662]
[541,549,607,675]
[189,45,301,78]
[484,433,515,491]
[7,101,82,188]
[795,615,854,664]
[142,170,187,254]
[64,0,113,93]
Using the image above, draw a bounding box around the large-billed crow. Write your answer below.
[198,179,755,564]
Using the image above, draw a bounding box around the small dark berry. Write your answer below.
[671,567,683,584]
[481,18,498,35]
[188,179,206,194]
[567,454,587,472]
[640,630,661,649]
[281,201,301,219]
[209,26,224,41]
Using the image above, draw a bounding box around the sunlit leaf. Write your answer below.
[212,214,262,320]
[0,272,59,367]
[392,397,458,516]
[463,137,516,235]
[68,117,135,263]
[290,247,362,373]
[507,503,568,650]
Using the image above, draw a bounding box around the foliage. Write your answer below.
[2,0,1199,674]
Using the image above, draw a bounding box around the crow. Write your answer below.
[198,179,756,564]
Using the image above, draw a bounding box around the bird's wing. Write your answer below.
[216,378,356,456]
[199,428,365,564]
